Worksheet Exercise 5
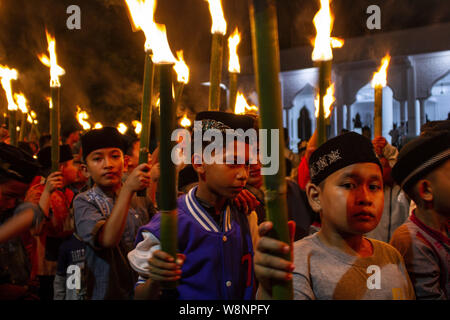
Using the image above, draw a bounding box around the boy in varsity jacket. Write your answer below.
[128,111,257,300]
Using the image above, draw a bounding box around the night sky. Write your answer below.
[0,0,449,131]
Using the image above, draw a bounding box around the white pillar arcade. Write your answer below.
[382,87,394,143]
[399,100,407,124]
[336,104,344,134]
[407,65,420,137]
[419,98,426,125]
[346,104,352,130]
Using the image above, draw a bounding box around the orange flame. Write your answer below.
[38,31,65,87]
[315,83,335,118]
[205,0,227,35]
[14,93,28,114]
[94,122,103,129]
[228,28,241,73]
[117,122,128,134]
[371,54,391,88]
[234,92,258,115]
[0,65,19,111]
[173,50,189,84]
[124,0,157,51]
[27,110,37,123]
[76,106,91,130]
[180,114,191,128]
[312,0,343,61]
[150,23,176,64]
[46,96,53,110]
[132,120,142,134]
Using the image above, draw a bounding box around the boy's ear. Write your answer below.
[306,181,322,213]
[80,164,90,178]
[416,179,433,202]
[123,155,130,172]
[191,153,205,175]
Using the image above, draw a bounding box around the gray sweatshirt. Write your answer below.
[292,233,415,300]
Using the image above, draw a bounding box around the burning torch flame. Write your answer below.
[132,120,142,135]
[124,0,157,52]
[311,0,343,61]
[371,54,391,88]
[180,114,191,128]
[315,83,335,118]
[76,106,91,130]
[228,28,241,73]
[117,123,128,134]
[94,122,103,129]
[14,93,28,114]
[173,50,189,84]
[0,65,18,111]
[46,96,53,110]
[38,31,65,87]
[234,92,258,115]
[28,110,37,123]
[150,23,176,64]
[206,0,227,35]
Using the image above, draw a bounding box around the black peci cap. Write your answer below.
[0,142,41,183]
[81,127,126,160]
[308,132,382,185]
[392,131,450,189]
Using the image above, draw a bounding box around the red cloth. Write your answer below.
[297,156,310,190]
[25,178,75,279]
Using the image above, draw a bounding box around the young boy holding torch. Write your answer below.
[128,111,257,300]
[254,132,415,300]
[73,127,155,299]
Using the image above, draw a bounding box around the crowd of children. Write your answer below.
[0,114,448,300]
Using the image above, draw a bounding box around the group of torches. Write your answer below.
[0,0,392,298]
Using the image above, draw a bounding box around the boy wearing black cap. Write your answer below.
[128,111,257,300]
[0,143,46,299]
[73,127,154,300]
[390,132,450,300]
[254,132,415,299]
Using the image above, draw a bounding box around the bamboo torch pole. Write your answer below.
[316,60,332,146]
[8,110,17,146]
[371,54,390,138]
[157,63,178,290]
[209,33,224,111]
[374,86,382,137]
[249,0,292,300]
[228,72,238,112]
[206,0,227,111]
[137,51,154,197]
[19,111,26,141]
[50,87,60,172]
[38,31,65,172]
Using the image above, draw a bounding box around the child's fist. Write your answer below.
[44,171,64,193]
[125,163,151,192]
[147,250,185,282]
[254,221,295,293]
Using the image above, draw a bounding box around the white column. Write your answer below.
[399,100,406,124]
[419,98,426,125]
[407,65,419,137]
[336,104,344,134]
[346,104,352,130]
